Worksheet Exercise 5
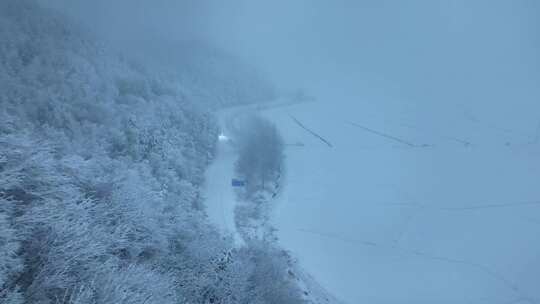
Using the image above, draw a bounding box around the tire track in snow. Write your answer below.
[397,121,472,146]
[290,115,333,147]
[347,121,417,147]
[381,200,540,211]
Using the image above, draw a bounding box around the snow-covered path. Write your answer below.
[203,107,248,246]
[203,137,239,237]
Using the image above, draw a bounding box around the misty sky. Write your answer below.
[212,1,539,124]
[43,1,540,112]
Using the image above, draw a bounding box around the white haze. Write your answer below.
[43,1,540,125]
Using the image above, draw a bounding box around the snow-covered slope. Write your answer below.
[262,100,540,304]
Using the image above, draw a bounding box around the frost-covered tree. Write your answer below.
[241,241,306,304]
[235,115,285,193]
[0,1,309,303]
[139,40,278,110]
[0,194,24,304]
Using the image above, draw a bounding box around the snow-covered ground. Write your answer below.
[204,98,540,304]
[263,99,540,304]
[204,102,344,304]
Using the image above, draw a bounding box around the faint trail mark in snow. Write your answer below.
[294,228,533,303]
[461,108,532,144]
[290,115,333,147]
[381,200,540,211]
[387,185,420,247]
[347,121,417,147]
[397,122,472,146]
[391,208,418,247]
[441,201,540,211]
[296,229,378,247]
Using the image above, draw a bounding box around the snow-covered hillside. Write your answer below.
[146,41,278,109]
[0,1,308,303]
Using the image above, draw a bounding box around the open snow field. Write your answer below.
[263,100,540,304]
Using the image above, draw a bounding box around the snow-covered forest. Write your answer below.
[0,1,307,303]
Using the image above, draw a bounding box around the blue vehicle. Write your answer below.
[231,179,246,187]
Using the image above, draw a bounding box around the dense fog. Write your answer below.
[46,1,540,129]
[42,1,540,105]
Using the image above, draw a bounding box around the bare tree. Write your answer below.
[235,115,284,194]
